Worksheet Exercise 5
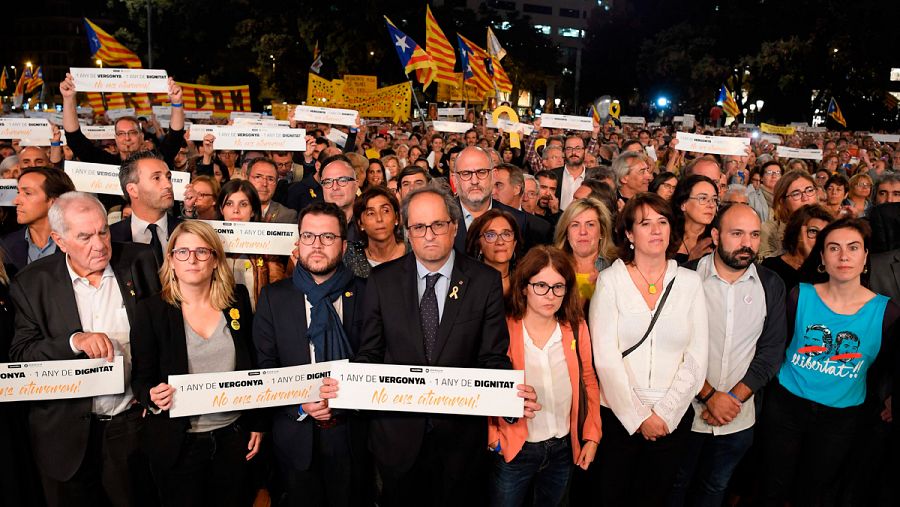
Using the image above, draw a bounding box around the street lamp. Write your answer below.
[539,99,545,107]
[25,61,32,68]
[756,99,764,111]
[554,98,561,107]
[96,59,103,68]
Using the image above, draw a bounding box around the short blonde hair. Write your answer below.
[553,197,616,263]
[160,221,235,310]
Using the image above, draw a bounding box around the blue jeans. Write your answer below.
[490,436,571,507]
[667,427,754,507]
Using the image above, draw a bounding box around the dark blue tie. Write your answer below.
[421,273,440,363]
[147,223,164,266]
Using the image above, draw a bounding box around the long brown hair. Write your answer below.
[506,245,583,326]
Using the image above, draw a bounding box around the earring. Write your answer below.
[863,266,868,274]
[629,243,635,250]
[817,264,826,273]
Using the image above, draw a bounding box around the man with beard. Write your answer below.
[552,135,589,211]
[110,152,180,266]
[253,202,370,506]
[533,170,561,228]
[668,203,787,507]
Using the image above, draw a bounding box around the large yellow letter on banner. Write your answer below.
[492,106,521,149]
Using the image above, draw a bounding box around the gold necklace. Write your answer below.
[632,263,665,294]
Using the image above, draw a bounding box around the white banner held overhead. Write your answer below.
[200,220,298,256]
[212,127,306,151]
[82,125,116,140]
[538,114,593,131]
[187,124,219,141]
[431,121,474,134]
[106,108,136,121]
[776,146,823,161]
[65,161,124,196]
[620,116,646,125]
[0,118,52,142]
[328,362,525,418]
[70,67,169,94]
[293,105,358,126]
[870,134,900,143]
[675,132,751,157]
[229,111,261,120]
[437,107,466,117]
[326,128,348,147]
[0,357,124,402]
[184,110,214,120]
[0,179,17,206]
[168,360,346,417]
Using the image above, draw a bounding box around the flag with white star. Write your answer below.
[384,16,436,89]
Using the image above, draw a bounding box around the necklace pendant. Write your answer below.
[648,284,658,294]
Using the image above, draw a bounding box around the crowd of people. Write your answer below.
[0,73,898,507]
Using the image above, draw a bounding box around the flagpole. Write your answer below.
[406,78,427,130]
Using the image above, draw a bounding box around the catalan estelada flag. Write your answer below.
[84,18,143,68]
[26,66,43,94]
[0,67,7,91]
[717,84,741,117]
[456,34,512,93]
[13,67,30,107]
[827,97,847,127]
[384,16,436,90]
[425,6,458,86]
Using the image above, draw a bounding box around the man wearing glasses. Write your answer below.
[552,134,590,211]
[247,158,298,224]
[318,154,362,242]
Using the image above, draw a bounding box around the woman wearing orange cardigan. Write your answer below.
[488,246,602,507]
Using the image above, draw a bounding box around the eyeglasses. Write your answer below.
[855,183,872,189]
[482,230,515,243]
[195,192,215,199]
[171,247,215,261]
[274,161,293,169]
[564,147,585,153]
[320,176,356,189]
[455,169,491,181]
[687,194,719,207]
[805,226,822,239]
[763,170,781,177]
[785,186,817,201]
[659,182,676,191]
[251,174,277,184]
[115,129,141,138]
[407,220,452,238]
[528,282,567,297]
[523,190,538,199]
[298,231,342,246]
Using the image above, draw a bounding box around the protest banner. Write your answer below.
[675,132,751,156]
[200,220,298,256]
[539,114,593,131]
[211,126,306,151]
[437,107,466,117]
[343,75,378,96]
[168,360,346,417]
[70,67,169,94]
[293,105,359,126]
[870,134,900,143]
[431,121,473,133]
[328,362,524,418]
[0,118,52,142]
[307,74,411,122]
[0,357,124,402]
[776,146,823,160]
[760,123,797,135]
[65,161,124,196]
[0,179,17,206]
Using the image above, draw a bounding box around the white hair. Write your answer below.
[48,191,107,238]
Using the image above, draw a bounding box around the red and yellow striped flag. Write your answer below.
[456,34,512,93]
[84,18,143,68]
[26,66,43,94]
[425,6,458,86]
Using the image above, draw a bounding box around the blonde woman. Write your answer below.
[131,221,263,507]
[553,197,616,304]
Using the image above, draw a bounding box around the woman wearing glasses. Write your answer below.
[131,221,263,507]
[216,179,288,311]
[845,173,874,218]
[759,170,818,259]
[757,160,783,219]
[649,171,678,201]
[187,175,220,220]
[553,198,615,305]
[671,175,719,265]
[589,193,708,507]
[466,209,524,295]
[489,246,602,507]
[761,204,833,295]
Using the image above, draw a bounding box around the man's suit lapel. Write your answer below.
[290,287,311,364]
[51,254,84,333]
[110,246,139,325]
[453,198,468,252]
[432,256,470,362]
[166,304,190,374]
[402,255,428,361]
[890,253,900,298]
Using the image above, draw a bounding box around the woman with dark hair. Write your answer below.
[216,179,287,309]
[489,246,602,506]
[649,171,678,201]
[364,159,387,189]
[465,209,524,295]
[761,204,833,294]
[822,174,851,218]
[759,169,818,259]
[759,218,899,506]
[344,186,408,278]
[589,193,708,506]
[672,175,719,264]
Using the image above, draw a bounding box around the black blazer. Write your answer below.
[453,198,553,253]
[253,275,367,472]
[354,253,511,475]
[130,285,260,469]
[8,242,160,481]
[109,213,182,244]
[0,228,28,271]
[869,202,900,254]
[285,176,324,212]
[870,249,900,302]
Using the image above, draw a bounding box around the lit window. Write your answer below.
[558,27,582,38]
[534,24,552,35]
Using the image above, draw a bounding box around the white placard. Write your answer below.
[798,126,826,133]
[0,179,18,206]
[789,122,809,127]
[431,121,474,134]
[620,116,646,125]
[760,134,783,144]
[24,111,51,119]
[168,360,346,417]
[539,114,593,131]
[737,123,757,130]
[0,357,124,402]
[437,107,466,117]
[776,146,823,161]
[152,106,172,117]
[682,114,696,128]
[328,362,525,418]
[184,110,213,120]
[171,171,190,201]
[230,111,261,120]
[0,118,52,142]
[232,117,291,128]
[49,113,65,125]
[200,220,298,256]
[187,124,219,141]
[76,106,94,115]
[326,128,348,147]
[70,67,169,94]
[65,160,123,196]
[82,125,116,140]
[871,134,900,143]
[293,105,358,126]
[212,126,306,151]
[106,108,136,121]
[675,132,751,156]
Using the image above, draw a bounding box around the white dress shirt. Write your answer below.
[66,258,134,416]
[589,259,709,435]
[559,165,586,211]
[459,201,493,230]
[130,213,169,257]
[523,322,571,442]
[692,255,766,435]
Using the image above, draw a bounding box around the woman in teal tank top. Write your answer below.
[759,218,899,507]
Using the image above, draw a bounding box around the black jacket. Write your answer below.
[453,198,553,253]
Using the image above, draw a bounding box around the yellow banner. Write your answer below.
[760,123,796,135]
[436,74,486,102]
[343,75,377,96]
[307,74,411,122]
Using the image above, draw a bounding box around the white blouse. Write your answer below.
[522,322,571,442]
[589,259,708,435]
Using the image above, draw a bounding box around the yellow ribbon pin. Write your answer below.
[229,308,240,320]
[344,291,353,298]
[309,188,317,198]
[571,339,576,351]
[243,260,252,270]
[256,258,264,267]
[449,286,460,300]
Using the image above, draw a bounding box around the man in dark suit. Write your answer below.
[870,248,900,301]
[9,191,161,507]
[285,147,343,212]
[253,202,370,506]
[451,147,552,253]
[246,158,299,224]
[109,151,181,265]
[0,166,74,270]
[342,185,538,506]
